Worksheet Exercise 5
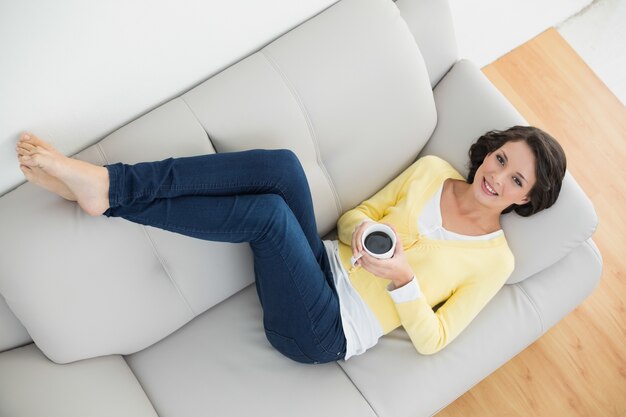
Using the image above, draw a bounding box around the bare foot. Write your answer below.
[16,134,77,201]
[17,132,110,216]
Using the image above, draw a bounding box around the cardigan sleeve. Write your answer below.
[394,266,511,355]
[336,161,418,246]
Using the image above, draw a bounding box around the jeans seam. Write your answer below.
[123,215,262,236]
[106,165,121,208]
[118,182,294,211]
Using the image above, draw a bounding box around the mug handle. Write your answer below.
[350,252,364,267]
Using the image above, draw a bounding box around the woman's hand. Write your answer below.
[351,220,378,260]
[353,224,414,288]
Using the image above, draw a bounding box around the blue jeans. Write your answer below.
[103,149,346,364]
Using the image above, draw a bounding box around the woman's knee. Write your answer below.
[269,149,304,175]
[257,194,292,226]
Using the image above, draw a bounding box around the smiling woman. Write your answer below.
[15,125,567,362]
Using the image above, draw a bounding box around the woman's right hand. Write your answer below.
[351,220,377,263]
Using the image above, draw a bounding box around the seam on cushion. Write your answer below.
[337,363,379,416]
[514,282,545,334]
[260,48,343,217]
[95,142,110,165]
[583,238,603,265]
[140,226,196,317]
[98,141,196,317]
[178,96,217,151]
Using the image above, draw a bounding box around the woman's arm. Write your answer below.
[336,161,418,246]
[395,268,511,355]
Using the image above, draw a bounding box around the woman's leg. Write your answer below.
[106,149,344,363]
[105,149,330,274]
[108,192,346,363]
[18,138,344,362]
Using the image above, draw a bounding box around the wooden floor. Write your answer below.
[437,29,626,417]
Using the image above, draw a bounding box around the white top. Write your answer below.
[323,239,383,360]
[324,183,503,360]
[418,182,504,241]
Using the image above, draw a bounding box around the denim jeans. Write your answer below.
[103,149,346,364]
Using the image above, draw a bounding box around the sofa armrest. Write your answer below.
[420,59,598,284]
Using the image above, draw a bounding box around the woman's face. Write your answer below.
[472,140,537,212]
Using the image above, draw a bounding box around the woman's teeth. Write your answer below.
[484,178,498,195]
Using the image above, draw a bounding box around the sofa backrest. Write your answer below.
[0,0,437,363]
[395,0,458,87]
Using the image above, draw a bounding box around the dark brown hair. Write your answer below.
[467,126,567,217]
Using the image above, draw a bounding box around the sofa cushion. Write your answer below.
[126,286,377,417]
[0,344,158,417]
[518,238,602,330]
[419,59,598,283]
[0,295,31,352]
[0,99,256,364]
[183,0,436,236]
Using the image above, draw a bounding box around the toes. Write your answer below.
[19,165,33,180]
[16,142,36,156]
[19,132,57,153]
[19,154,39,168]
[19,132,33,143]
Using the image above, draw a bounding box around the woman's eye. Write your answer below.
[496,155,505,165]
[513,177,522,187]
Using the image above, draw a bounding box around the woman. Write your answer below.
[15,125,566,364]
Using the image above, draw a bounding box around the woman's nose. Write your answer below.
[492,173,504,186]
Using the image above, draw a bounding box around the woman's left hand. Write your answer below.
[356,224,414,288]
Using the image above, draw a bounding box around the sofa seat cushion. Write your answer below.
[418,59,598,283]
[125,285,376,417]
[0,344,158,417]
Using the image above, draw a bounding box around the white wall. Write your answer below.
[448,0,592,67]
[559,0,626,106]
[0,0,336,195]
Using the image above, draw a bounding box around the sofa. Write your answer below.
[0,0,602,416]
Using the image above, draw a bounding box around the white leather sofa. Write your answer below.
[0,0,602,416]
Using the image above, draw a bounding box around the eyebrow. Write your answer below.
[501,150,528,183]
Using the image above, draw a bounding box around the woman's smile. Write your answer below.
[482,177,498,196]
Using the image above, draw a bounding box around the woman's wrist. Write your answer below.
[391,271,414,289]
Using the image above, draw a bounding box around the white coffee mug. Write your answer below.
[350,223,397,267]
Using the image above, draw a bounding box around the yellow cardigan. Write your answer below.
[336,155,514,355]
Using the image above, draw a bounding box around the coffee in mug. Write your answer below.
[350,223,397,266]
[364,231,394,254]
